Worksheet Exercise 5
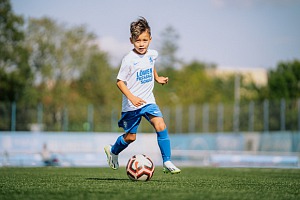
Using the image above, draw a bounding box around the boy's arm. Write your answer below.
[154,67,168,85]
[116,79,146,107]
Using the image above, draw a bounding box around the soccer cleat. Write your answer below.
[163,161,181,174]
[104,145,119,170]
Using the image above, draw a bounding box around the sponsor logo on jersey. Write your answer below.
[136,68,153,84]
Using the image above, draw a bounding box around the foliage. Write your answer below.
[267,60,300,99]
[22,17,114,130]
[25,18,97,84]
[2,0,300,132]
[76,51,119,106]
[156,26,181,69]
[155,61,236,106]
[0,1,262,110]
[0,0,32,102]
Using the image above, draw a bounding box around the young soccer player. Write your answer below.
[104,17,181,174]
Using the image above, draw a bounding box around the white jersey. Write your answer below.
[117,49,158,112]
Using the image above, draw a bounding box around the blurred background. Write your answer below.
[1,0,300,168]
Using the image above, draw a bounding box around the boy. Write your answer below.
[104,17,180,174]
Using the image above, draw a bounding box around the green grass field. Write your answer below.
[0,167,299,200]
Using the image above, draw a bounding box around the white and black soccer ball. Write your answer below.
[126,154,155,181]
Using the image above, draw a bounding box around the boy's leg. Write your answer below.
[111,134,130,155]
[104,133,134,170]
[156,128,171,162]
[105,133,138,170]
[150,116,181,174]
[105,110,141,170]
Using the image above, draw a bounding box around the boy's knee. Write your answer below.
[125,138,136,143]
[151,117,166,132]
[155,121,166,132]
[123,133,136,143]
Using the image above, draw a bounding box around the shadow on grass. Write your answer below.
[86,177,129,181]
[86,177,162,182]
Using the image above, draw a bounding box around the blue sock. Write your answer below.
[111,134,129,155]
[157,128,171,163]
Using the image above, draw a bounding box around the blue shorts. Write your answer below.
[118,104,163,133]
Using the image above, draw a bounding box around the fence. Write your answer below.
[1,99,300,133]
[1,132,299,167]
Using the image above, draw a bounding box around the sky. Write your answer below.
[11,0,300,69]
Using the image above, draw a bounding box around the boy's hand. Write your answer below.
[130,96,146,107]
[156,76,169,85]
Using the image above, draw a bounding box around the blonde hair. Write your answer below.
[130,17,151,40]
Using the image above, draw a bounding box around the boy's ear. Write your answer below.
[130,37,133,44]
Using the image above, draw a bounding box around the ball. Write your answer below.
[126,154,155,181]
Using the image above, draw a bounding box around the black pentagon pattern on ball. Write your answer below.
[126,154,155,181]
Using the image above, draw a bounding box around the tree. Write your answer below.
[76,50,118,105]
[267,60,300,99]
[25,17,97,85]
[177,61,221,104]
[155,61,230,106]
[156,26,181,70]
[24,17,114,130]
[24,17,110,104]
[0,0,32,102]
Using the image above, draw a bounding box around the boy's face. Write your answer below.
[130,31,152,55]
